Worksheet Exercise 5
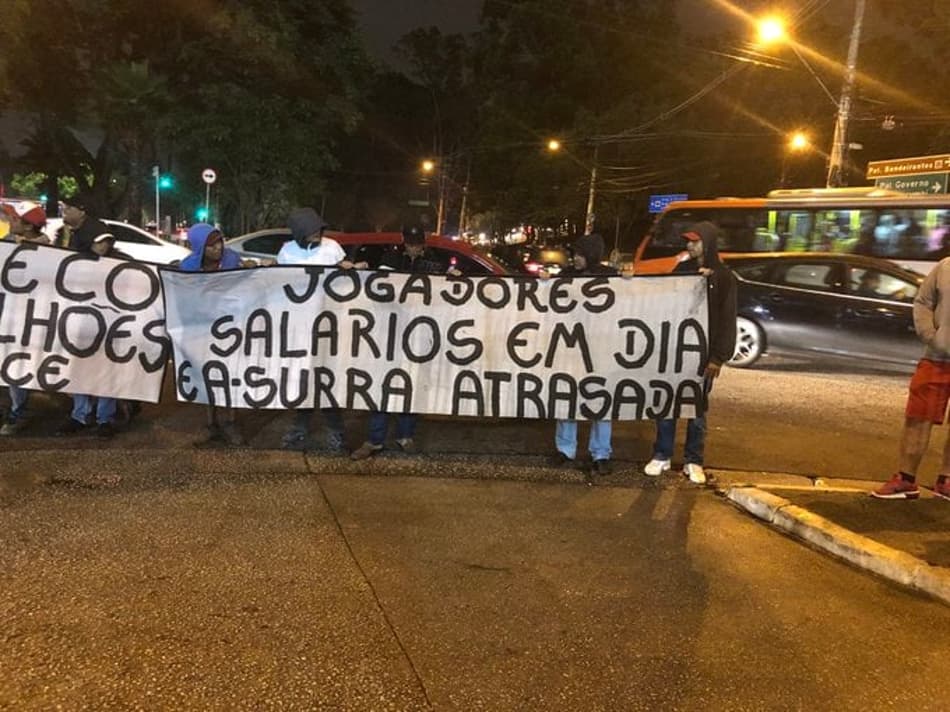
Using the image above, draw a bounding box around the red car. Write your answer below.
[226,229,507,274]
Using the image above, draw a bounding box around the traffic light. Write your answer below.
[195,207,209,221]
[158,175,173,190]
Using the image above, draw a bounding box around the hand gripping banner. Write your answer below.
[161,266,709,420]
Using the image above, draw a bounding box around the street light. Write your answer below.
[780,131,810,187]
[421,159,435,174]
[756,16,786,45]
[754,3,866,187]
[547,139,561,153]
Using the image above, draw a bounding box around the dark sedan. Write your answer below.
[725,253,924,369]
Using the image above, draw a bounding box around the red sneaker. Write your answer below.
[933,475,950,501]
[870,473,920,500]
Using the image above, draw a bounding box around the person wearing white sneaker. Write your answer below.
[645,222,736,486]
[643,458,670,477]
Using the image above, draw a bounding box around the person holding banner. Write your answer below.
[181,222,247,447]
[350,226,458,460]
[643,221,737,485]
[277,207,366,452]
[545,232,617,477]
[55,195,121,438]
[0,202,50,435]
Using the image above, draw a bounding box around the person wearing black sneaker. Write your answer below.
[541,232,616,475]
[351,226,459,461]
[56,195,120,439]
[873,256,950,501]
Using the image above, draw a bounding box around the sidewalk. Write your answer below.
[716,471,950,605]
[2,387,950,606]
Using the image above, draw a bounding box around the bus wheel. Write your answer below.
[730,317,764,368]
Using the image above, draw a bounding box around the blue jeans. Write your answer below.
[652,416,706,465]
[368,411,417,446]
[7,385,29,422]
[71,395,117,426]
[556,420,612,461]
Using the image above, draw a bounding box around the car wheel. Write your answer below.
[730,316,764,368]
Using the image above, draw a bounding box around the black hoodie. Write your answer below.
[675,221,737,367]
[562,233,617,277]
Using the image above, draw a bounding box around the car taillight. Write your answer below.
[524,261,541,273]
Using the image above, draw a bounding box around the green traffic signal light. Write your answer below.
[195,207,209,221]
[158,175,173,189]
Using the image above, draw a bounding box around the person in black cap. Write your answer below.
[350,226,459,460]
[276,207,366,452]
[62,193,114,252]
[55,194,124,438]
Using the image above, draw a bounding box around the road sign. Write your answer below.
[202,168,217,185]
[648,193,688,213]
[874,173,948,195]
[866,154,950,179]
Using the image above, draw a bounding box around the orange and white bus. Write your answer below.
[634,188,950,275]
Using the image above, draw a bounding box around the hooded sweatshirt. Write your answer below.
[675,221,738,368]
[913,256,950,362]
[563,233,617,277]
[276,208,345,265]
[180,223,242,272]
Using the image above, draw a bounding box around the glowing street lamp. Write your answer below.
[780,131,810,187]
[756,16,786,45]
[546,139,561,152]
[789,132,809,151]
[421,159,435,173]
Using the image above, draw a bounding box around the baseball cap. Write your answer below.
[2,201,47,228]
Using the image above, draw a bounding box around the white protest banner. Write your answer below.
[162,267,709,420]
[0,242,169,401]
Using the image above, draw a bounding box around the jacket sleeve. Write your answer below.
[710,271,738,366]
[913,264,940,345]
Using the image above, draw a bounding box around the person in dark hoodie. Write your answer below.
[276,208,366,452]
[350,226,460,460]
[547,233,617,477]
[643,221,737,484]
[181,223,246,447]
[56,194,122,438]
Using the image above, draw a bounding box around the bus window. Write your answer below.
[872,208,931,260]
[643,208,770,259]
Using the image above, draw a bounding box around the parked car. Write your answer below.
[723,252,924,370]
[489,244,570,275]
[45,218,191,265]
[225,230,508,274]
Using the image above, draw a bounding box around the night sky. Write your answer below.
[350,0,483,62]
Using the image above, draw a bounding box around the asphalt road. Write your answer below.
[2,356,950,709]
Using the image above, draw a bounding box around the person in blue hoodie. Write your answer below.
[181,223,245,446]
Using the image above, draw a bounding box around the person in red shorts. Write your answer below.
[872,258,950,500]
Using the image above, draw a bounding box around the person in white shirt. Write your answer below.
[276,208,365,452]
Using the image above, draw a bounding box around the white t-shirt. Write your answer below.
[276,236,346,266]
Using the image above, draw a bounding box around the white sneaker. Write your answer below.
[644,458,671,477]
[684,463,706,484]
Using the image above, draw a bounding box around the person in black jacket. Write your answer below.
[56,194,123,438]
[350,226,458,459]
[643,221,737,484]
[550,232,617,476]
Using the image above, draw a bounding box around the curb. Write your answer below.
[725,486,950,606]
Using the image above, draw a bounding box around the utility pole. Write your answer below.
[457,160,471,238]
[152,165,160,237]
[435,158,447,235]
[826,0,866,188]
[585,144,599,234]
